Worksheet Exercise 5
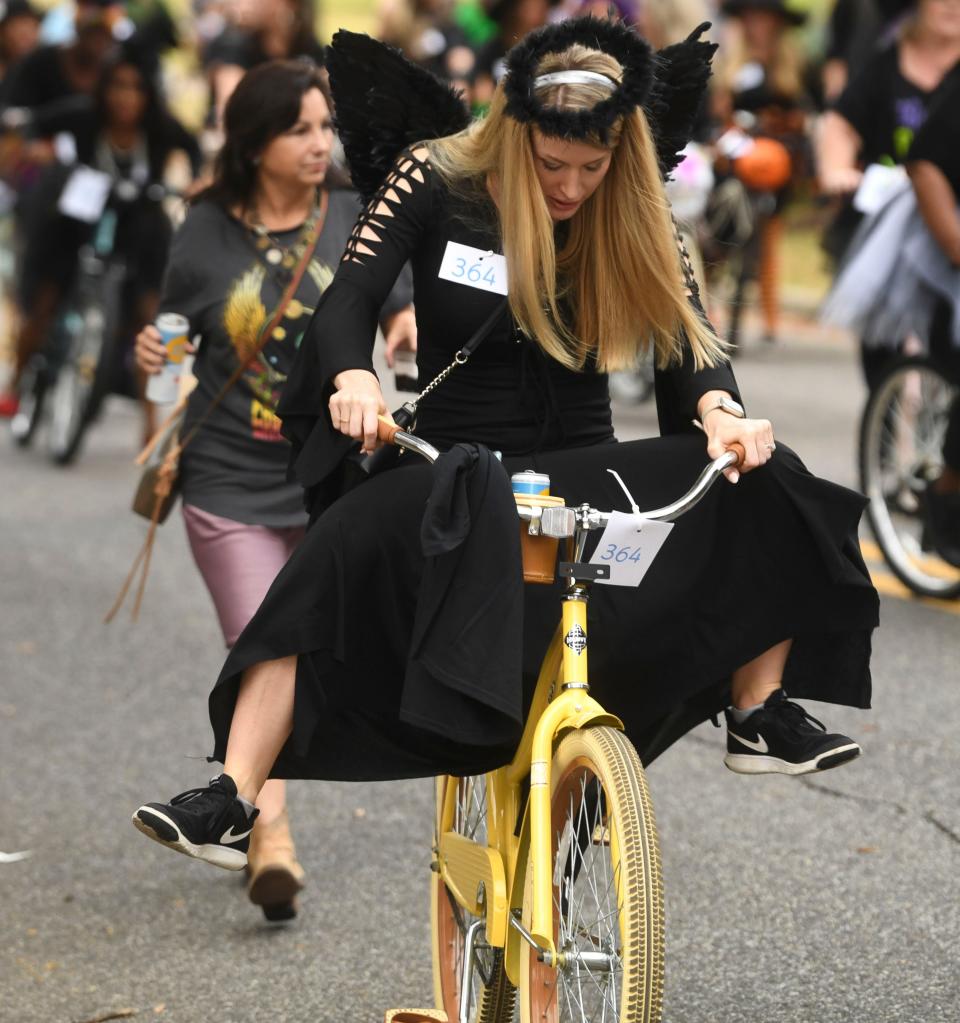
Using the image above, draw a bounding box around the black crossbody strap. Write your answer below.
[461,297,510,357]
[400,297,509,420]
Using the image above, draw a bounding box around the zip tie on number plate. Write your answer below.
[606,469,642,524]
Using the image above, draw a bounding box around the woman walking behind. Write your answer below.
[134,59,415,920]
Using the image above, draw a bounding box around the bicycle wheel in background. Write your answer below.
[431,774,516,1023]
[47,295,116,466]
[859,355,960,600]
[519,726,664,1023]
[10,353,48,447]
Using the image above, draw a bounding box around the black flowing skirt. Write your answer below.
[209,435,879,780]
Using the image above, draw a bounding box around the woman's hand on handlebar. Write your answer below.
[135,324,195,376]
[330,369,389,454]
[701,410,776,484]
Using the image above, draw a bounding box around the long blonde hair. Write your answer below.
[427,45,727,372]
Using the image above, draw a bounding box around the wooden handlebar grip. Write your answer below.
[377,415,401,445]
[726,442,747,468]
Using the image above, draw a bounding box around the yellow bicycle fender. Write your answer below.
[504,707,625,980]
[555,707,623,736]
[529,699,625,958]
[437,830,508,949]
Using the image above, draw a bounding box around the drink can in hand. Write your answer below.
[146,312,190,404]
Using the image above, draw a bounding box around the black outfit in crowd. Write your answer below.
[205,149,879,782]
[3,44,92,134]
[825,0,908,83]
[159,190,414,528]
[834,44,960,168]
[827,43,960,263]
[18,110,200,313]
[204,26,326,72]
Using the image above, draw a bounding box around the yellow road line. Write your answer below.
[860,538,960,582]
[861,558,960,616]
[859,538,885,564]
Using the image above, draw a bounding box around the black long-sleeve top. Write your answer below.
[278,147,740,498]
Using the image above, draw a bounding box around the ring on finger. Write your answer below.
[765,442,776,452]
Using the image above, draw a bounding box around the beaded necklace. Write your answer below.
[245,195,325,339]
[248,195,323,272]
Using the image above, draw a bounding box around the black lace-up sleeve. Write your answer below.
[278,148,435,499]
[653,216,743,436]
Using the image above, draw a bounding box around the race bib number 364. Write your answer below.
[438,241,509,295]
[588,512,674,587]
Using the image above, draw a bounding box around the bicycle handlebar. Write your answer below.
[375,416,744,530]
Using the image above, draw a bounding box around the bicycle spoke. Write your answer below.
[548,770,624,1022]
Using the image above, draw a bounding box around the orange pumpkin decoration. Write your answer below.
[733,137,793,192]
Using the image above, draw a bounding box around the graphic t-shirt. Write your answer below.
[834,44,960,165]
[909,78,960,198]
[160,191,413,527]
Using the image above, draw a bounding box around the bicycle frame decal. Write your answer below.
[563,623,587,654]
[561,597,589,687]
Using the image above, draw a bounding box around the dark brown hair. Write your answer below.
[197,58,349,210]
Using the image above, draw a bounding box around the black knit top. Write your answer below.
[278,147,740,497]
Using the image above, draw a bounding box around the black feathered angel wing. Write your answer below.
[646,23,718,176]
[326,30,471,202]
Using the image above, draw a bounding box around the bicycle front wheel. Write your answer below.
[48,295,115,466]
[520,726,664,1023]
[859,355,960,599]
[431,774,515,1023]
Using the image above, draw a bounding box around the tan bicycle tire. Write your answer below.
[431,776,516,1023]
[519,726,664,1023]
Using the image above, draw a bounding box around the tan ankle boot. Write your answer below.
[246,808,305,921]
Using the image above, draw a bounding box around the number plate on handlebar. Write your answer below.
[588,512,674,587]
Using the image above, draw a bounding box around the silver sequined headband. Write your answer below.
[532,70,618,92]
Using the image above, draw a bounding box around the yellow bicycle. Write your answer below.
[377,418,742,1023]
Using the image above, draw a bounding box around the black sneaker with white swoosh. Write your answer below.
[132,774,258,870]
[724,690,862,776]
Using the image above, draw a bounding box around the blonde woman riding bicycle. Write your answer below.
[131,15,878,978]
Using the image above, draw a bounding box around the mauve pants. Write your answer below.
[182,504,306,648]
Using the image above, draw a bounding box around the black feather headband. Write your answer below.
[503,16,717,173]
[504,17,655,144]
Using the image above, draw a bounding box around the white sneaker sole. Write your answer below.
[724,743,862,776]
[132,807,247,871]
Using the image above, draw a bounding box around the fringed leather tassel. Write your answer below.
[104,444,181,623]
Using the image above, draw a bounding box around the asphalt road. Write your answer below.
[2,329,958,1023]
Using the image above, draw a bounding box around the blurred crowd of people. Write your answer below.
[0,0,957,453]
[0,1,957,404]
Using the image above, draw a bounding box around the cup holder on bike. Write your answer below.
[515,493,571,585]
